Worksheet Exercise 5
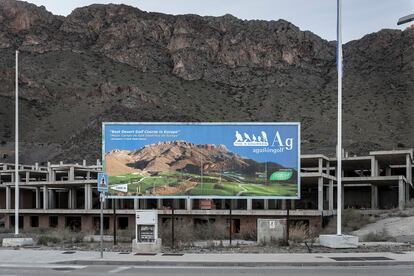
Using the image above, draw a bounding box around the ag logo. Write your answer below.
[233,131,269,146]
[233,130,294,150]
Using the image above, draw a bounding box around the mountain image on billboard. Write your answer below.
[103,123,300,198]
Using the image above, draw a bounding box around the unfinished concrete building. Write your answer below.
[0,149,412,236]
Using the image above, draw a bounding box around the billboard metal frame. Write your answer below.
[102,122,301,200]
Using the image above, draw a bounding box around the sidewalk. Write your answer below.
[0,248,413,267]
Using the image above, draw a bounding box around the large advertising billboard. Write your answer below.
[102,123,300,199]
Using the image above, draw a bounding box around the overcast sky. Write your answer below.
[25,0,413,42]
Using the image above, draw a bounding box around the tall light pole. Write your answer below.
[320,0,358,248]
[336,0,343,236]
[397,14,414,25]
[15,50,19,235]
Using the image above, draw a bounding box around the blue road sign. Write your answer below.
[97,173,109,193]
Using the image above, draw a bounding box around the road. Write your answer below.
[0,265,413,276]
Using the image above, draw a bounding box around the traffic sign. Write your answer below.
[97,173,108,193]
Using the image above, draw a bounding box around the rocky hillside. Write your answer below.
[105,141,284,177]
[0,0,413,164]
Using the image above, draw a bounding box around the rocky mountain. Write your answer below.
[0,0,413,164]
[105,141,284,177]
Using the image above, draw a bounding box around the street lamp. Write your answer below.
[398,14,414,25]
[319,0,359,248]
[336,0,343,236]
[15,50,19,235]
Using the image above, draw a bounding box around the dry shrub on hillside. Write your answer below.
[289,222,316,243]
[36,228,86,245]
[363,228,396,242]
[160,219,228,246]
[322,209,372,234]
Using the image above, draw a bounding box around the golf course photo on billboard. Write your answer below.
[102,122,300,199]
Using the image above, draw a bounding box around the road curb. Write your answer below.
[55,260,414,267]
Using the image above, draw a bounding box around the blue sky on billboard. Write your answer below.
[26,0,412,42]
[103,123,299,168]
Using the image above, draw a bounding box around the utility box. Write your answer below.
[257,218,286,244]
[132,210,161,253]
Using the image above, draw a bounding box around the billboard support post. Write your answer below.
[229,200,233,246]
[286,200,290,245]
[113,199,117,246]
[171,204,175,249]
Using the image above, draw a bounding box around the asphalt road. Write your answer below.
[0,265,414,276]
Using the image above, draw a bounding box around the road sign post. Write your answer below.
[100,192,105,259]
[97,173,108,259]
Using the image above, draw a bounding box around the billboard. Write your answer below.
[102,123,300,199]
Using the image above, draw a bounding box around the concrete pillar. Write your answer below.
[290,199,295,209]
[23,216,30,230]
[35,187,40,209]
[231,199,236,209]
[84,185,89,210]
[69,166,75,181]
[326,161,330,176]
[385,167,392,176]
[50,170,54,181]
[25,171,30,183]
[157,199,162,209]
[246,198,252,211]
[399,179,406,210]
[263,199,269,210]
[404,155,411,200]
[89,185,93,209]
[82,160,87,166]
[69,188,77,209]
[318,158,323,174]
[49,190,56,209]
[6,186,11,210]
[220,199,225,209]
[281,199,286,210]
[173,199,179,209]
[371,158,377,177]
[134,199,139,209]
[186,198,192,211]
[328,180,334,211]
[141,199,147,209]
[318,177,324,211]
[35,163,39,170]
[43,185,48,210]
[72,189,77,209]
[371,185,378,209]
[86,171,91,180]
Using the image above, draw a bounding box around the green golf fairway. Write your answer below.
[108,172,297,197]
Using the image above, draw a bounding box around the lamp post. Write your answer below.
[319,0,358,248]
[397,14,414,25]
[336,0,343,236]
[15,50,19,235]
